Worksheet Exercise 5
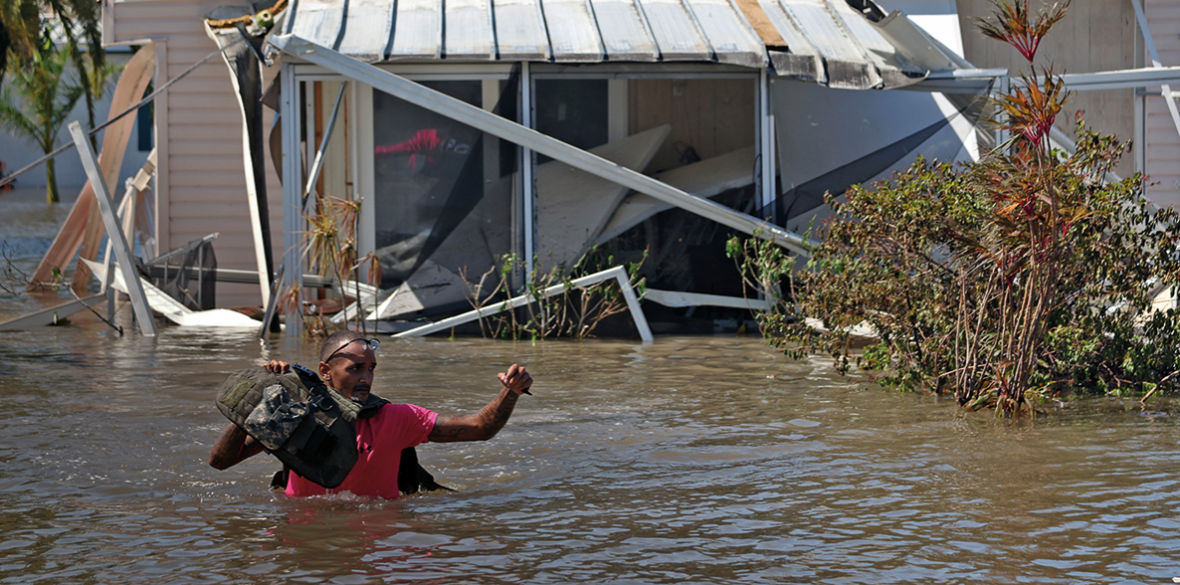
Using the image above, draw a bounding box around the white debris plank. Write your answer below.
[84,260,263,328]
[492,0,551,60]
[587,0,659,61]
[634,0,711,60]
[337,0,396,61]
[682,0,765,67]
[369,261,471,319]
[390,0,442,59]
[330,280,383,324]
[644,288,769,310]
[0,295,106,330]
[289,0,346,48]
[597,146,755,243]
[537,125,670,269]
[542,0,605,62]
[445,0,495,59]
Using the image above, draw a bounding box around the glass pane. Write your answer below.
[534,77,757,301]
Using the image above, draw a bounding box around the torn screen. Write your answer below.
[368,71,520,318]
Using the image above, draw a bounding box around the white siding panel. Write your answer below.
[112,0,286,308]
[168,94,241,110]
[174,222,258,238]
[170,141,246,156]
[169,124,244,141]
[171,171,258,187]
[169,109,241,125]
[170,155,245,171]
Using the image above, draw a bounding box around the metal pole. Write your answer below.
[758,69,777,221]
[281,61,305,336]
[303,81,348,213]
[394,265,653,341]
[69,122,158,336]
[521,61,536,279]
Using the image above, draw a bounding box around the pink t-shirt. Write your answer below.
[286,403,438,499]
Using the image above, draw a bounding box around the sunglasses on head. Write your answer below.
[325,337,381,362]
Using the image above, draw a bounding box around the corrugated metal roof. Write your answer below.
[283,0,929,88]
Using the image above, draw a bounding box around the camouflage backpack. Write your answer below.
[215,364,360,488]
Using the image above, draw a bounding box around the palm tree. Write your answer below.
[0,31,83,203]
[0,0,41,89]
[2,0,106,149]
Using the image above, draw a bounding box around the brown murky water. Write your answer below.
[4,190,1180,584]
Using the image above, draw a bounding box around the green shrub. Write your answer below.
[729,0,1180,414]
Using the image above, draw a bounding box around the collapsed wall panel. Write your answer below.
[771,77,985,236]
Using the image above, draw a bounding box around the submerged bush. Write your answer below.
[730,0,1180,414]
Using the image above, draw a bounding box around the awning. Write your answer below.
[281,0,959,89]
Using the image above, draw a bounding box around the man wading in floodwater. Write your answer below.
[208,329,532,499]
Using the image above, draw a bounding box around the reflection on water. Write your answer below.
[1,321,1180,584]
[0,189,91,320]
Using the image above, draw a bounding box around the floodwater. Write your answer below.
[4,191,1180,584]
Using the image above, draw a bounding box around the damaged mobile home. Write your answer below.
[12,0,1174,336]
[213,0,982,336]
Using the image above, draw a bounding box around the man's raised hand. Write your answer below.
[497,364,533,396]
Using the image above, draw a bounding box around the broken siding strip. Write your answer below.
[444,0,496,59]
[492,0,550,60]
[826,0,922,88]
[776,0,876,89]
[634,0,710,61]
[542,0,605,62]
[337,0,396,62]
[731,0,785,47]
[682,0,764,68]
[390,0,442,58]
[289,0,346,48]
[586,0,659,62]
[754,0,823,82]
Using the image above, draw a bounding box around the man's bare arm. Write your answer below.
[208,359,288,469]
[428,364,531,443]
[208,422,265,469]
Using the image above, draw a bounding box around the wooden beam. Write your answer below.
[69,44,157,295]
